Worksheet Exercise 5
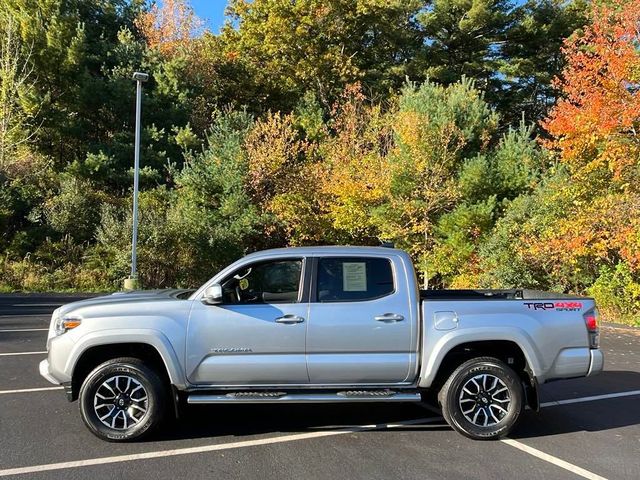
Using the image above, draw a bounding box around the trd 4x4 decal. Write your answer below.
[524,301,583,312]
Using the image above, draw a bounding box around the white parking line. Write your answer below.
[0,386,63,395]
[0,351,46,357]
[0,417,441,477]
[0,328,48,333]
[540,390,640,407]
[501,439,607,480]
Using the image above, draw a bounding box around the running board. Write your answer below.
[187,390,421,404]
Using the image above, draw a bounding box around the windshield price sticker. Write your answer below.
[343,262,367,291]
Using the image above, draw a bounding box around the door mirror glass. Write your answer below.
[203,284,223,305]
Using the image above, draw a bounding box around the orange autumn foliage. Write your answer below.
[542,0,640,185]
[520,0,640,296]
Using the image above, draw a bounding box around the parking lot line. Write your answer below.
[0,417,441,477]
[0,351,47,357]
[0,386,63,395]
[501,439,607,480]
[0,328,48,332]
[540,390,640,408]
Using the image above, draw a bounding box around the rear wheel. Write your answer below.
[438,356,523,440]
[79,357,167,441]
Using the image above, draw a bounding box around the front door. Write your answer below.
[187,258,309,385]
[306,255,415,384]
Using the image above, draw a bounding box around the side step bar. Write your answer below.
[187,390,421,404]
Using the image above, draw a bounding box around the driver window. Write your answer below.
[220,259,303,305]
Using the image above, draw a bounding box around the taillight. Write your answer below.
[584,308,600,349]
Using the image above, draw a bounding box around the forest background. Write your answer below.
[1,0,639,325]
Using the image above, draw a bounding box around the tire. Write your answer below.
[79,357,167,442]
[438,356,523,440]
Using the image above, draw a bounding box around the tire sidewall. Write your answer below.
[79,361,162,441]
[444,359,523,440]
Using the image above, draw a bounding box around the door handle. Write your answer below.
[275,314,305,324]
[375,313,405,323]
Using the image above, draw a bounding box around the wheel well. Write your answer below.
[430,340,532,395]
[70,343,171,401]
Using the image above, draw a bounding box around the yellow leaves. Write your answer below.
[136,0,204,56]
[322,151,390,234]
[245,112,308,202]
[394,110,422,147]
[520,192,640,281]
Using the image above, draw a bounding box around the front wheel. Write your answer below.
[438,356,524,440]
[79,357,167,441]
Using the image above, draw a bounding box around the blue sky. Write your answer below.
[187,1,529,34]
[191,0,229,33]
[187,0,533,99]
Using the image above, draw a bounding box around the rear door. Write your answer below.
[306,255,415,385]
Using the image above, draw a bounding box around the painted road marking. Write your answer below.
[0,328,48,333]
[0,351,46,357]
[0,417,441,477]
[0,386,63,395]
[540,390,640,407]
[502,439,607,480]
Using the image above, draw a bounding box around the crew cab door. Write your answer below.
[186,257,309,385]
[306,255,416,384]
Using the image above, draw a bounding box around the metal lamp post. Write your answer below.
[124,71,149,291]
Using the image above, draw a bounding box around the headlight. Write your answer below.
[54,315,82,336]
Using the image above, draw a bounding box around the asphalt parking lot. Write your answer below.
[1,295,639,479]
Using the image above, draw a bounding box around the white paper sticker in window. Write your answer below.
[343,262,367,292]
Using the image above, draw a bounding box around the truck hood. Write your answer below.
[53,289,194,319]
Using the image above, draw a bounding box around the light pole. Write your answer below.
[125,71,149,291]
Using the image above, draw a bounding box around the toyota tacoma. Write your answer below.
[40,246,603,441]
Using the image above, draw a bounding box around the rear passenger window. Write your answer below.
[316,257,394,302]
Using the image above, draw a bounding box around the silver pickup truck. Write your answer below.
[40,246,603,441]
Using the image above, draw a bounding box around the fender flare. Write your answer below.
[418,327,544,389]
[65,329,187,388]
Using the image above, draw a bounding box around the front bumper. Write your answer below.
[39,359,60,385]
[587,349,604,376]
[40,359,73,400]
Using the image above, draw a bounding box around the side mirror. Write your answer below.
[202,284,223,305]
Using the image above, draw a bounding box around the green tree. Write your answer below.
[428,122,545,286]
[221,0,424,110]
[499,0,588,123]
[0,11,38,172]
[169,110,267,284]
[4,1,141,163]
[417,0,513,98]
[374,78,499,283]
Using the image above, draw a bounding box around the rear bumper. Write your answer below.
[587,349,604,376]
[546,347,604,381]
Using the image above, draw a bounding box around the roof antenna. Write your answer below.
[380,241,395,248]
